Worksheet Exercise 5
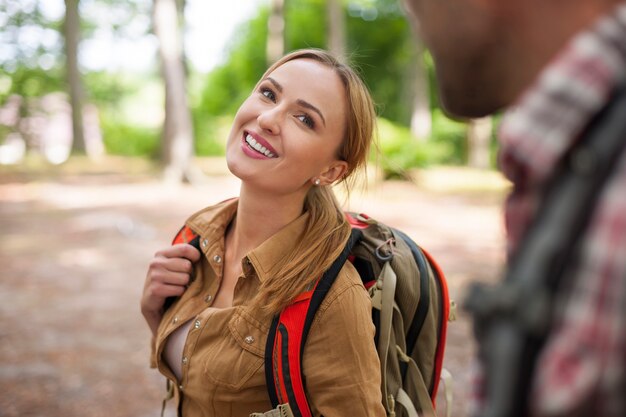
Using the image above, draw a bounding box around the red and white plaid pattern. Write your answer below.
[473,4,626,417]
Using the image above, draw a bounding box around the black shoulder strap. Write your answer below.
[391,228,432,382]
[301,228,363,349]
[264,228,363,409]
[465,84,626,417]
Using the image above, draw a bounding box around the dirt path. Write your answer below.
[0,163,506,417]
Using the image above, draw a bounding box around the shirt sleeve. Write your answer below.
[302,269,386,417]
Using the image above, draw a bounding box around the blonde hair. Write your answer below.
[253,49,377,315]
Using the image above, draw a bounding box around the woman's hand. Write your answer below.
[141,243,201,336]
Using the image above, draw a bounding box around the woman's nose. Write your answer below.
[257,107,281,135]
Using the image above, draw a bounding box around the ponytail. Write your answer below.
[253,186,349,315]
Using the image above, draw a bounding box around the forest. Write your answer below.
[0,3,509,416]
[0,0,497,182]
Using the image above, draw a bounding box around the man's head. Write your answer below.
[402,0,623,118]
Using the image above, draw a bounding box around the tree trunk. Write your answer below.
[153,0,195,183]
[326,0,345,61]
[467,117,493,168]
[410,37,431,141]
[267,0,285,66]
[64,0,85,154]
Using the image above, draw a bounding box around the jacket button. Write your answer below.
[213,254,222,263]
[205,295,213,303]
[201,239,208,248]
[182,356,188,364]
[194,319,201,329]
[172,316,179,324]
[244,335,255,344]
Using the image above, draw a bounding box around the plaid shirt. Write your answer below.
[473,4,626,417]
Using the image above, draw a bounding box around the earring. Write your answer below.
[314,178,321,186]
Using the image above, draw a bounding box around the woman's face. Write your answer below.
[226,58,348,196]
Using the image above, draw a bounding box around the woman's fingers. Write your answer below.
[141,243,202,318]
[156,243,202,263]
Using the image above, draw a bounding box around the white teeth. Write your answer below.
[245,133,275,158]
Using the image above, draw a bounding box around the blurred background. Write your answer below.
[0,0,508,416]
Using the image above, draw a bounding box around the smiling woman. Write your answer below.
[226,57,348,202]
[140,49,384,417]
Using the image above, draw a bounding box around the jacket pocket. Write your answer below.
[203,307,268,391]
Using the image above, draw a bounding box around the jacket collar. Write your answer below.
[186,198,310,284]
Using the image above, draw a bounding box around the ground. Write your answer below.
[0,156,508,417]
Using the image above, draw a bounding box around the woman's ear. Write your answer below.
[317,160,349,185]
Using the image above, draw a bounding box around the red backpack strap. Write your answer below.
[264,229,363,416]
[345,212,371,229]
[172,224,200,247]
[421,247,450,403]
[265,291,315,417]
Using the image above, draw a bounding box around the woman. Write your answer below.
[141,49,385,417]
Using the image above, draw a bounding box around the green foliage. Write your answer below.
[284,0,326,50]
[346,2,415,124]
[194,115,233,156]
[0,66,64,105]
[83,71,141,106]
[377,117,455,178]
[431,109,468,164]
[0,124,12,144]
[101,111,159,156]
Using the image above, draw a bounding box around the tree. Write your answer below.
[64,0,86,153]
[410,37,431,141]
[326,0,346,60]
[467,117,493,169]
[267,0,286,65]
[153,0,196,183]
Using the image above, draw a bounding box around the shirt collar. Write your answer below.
[246,211,310,283]
[498,3,626,187]
[186,198,310,284]
[186,198,239,246]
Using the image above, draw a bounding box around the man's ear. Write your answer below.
[318,160,349,185]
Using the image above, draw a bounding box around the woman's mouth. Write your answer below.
[243,132,277,158]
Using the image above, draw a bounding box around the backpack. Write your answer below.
[265,212,452,417]
[172,212,453,417]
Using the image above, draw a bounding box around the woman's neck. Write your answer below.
[226,184,308,258]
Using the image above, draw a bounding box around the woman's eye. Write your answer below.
[297,114,315,129]
[261,88,276,102]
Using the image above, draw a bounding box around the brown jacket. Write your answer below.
[151,199,385,417]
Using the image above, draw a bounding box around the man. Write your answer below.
[402,1,626,416]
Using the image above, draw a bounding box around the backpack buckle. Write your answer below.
[375,238,395,262]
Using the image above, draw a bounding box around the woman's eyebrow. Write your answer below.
[266,77,283,92]
[265,76,326,127]
[296,99,326,127]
